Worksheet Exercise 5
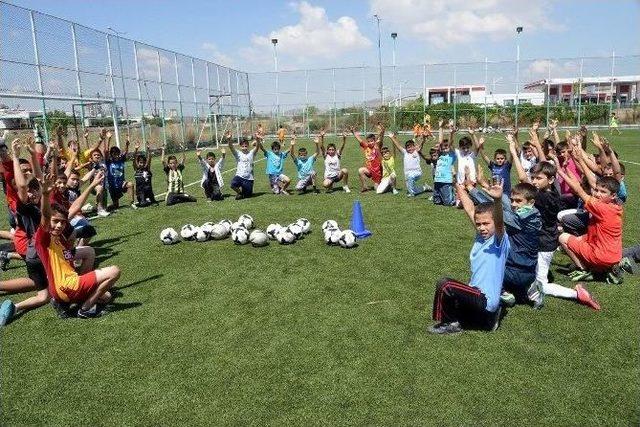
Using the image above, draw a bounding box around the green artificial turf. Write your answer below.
[1,130,639,426]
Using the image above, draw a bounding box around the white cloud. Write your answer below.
[527,59,579,79]
[369,0,564,47]
[202,42,235,68]
[241,1,371,66]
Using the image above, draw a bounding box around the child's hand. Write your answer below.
[196,149,202,157]
[25,137,36,154]
[313,137,320,144]
[319,128,325,137]
[478,137,485,149]
[448,119,455,129]
[290,139,296,146]
[532,121,540,132]
[125,138,130,146]
[224,130,231,139]
[134,141,141,151]
[92,170,105,186]
[506,132,515,145]
[389,131,397,139]
[486,178,504,200]
[220,148,226,155]
[550,119,558,129]
[11,138,21,157]
[468,127,475,135]
[591,132,603,148]
[341,131,346,139]
[348,126,355,133]
[438,119,444,128]
[56,125,64,138]
[100,128,107,137]
[40,172,56,194]
[106,130,113,139]
[83,130,89,139]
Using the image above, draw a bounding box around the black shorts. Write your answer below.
[326,174,342,184]
[109,186,124,201]
[25,258,48,291]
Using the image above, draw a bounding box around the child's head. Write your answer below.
[17,158,32,178]
[26,177,42,205]
[366,133,376,146]
[381,146,391,160]
[530,161,556,191]
[555,141,570,161]
[49,203,69,236]
[593,176,619,202]
[429,147,438,162]
[602,165,614,177]
[521,142,535,160]
[206,152,216,167]
[510,183,537,211]
[167,155,178,169]
[55,173,67,191]
[493,149,507,165]
[326,143,337,156]
[90,149,103,163]
[542,139,555,156]
[135,154,146,169]
[67,170,80,189]
[458,136,472,155]
[474,202,496,240]
[109,146,121,160]
[405,140,416,153]
[440,139,451,153]
[239,138,250,153]
[271,141,281,153]
[297,147,308,161]
[0,143,8,160]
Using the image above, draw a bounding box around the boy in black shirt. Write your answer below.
[132,142,157,208]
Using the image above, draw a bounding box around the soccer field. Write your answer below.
[1,129,639,425]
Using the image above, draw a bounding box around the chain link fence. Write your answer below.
[0,1,251,151]
[249,55,640,136]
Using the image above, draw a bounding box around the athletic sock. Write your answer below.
[543,282,577,299]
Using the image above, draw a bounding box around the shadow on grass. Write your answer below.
[91,231,144,250]
[106,301,142,313]
[115,274,163,291]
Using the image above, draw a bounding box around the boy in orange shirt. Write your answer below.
[277,125,286,143]
[556,166,623,282]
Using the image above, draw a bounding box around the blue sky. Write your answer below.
[7,0,640,72]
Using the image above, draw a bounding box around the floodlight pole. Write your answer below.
[108,27,130,138]
[515,26,523,129]
[272,38,279,128]
[374,15,383,107]
[391,32,397,127]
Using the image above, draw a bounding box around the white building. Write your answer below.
[0,109,42,130]
[425,85,544,106]
[524,75,639,105]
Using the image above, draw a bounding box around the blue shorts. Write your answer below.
[503,267,536,303]
[231,176,254,197]
[70,216,97,239]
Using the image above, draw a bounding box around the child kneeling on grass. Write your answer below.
[36,171,121,319]
[197,148,225,201]
[162,147,196,206]
[428,180,509,335]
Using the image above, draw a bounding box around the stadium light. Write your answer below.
[374,14,383,106]
[515,26,524,128]
[271,38,279,127]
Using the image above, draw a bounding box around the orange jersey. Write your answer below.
[277,129,285,140]
[34,227,79,302]
[413,124,423,137]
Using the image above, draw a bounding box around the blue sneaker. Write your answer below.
[0,299,16,326]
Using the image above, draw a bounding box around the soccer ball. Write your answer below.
[249,230,269,247]
[160,228,179,245]
[276,229,296,245]
[296,218,311,234]
[201,222,215,236]
[210,224,228,240]
[180,224,197,240]
[218,219,232,234]
[266,223,282,240]
[230,221,246,232]
[239,214,254,229]
[231,227,250,245]
[195,228,209,242]
[322,220,338,232]
[287,223,303,239]
[324,228,341,245]
[339,229,357,248]
[81,203,94,214]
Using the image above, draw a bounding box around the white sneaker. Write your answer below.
[423,184,433,192]
[343,186,351,193]
[392,189,399,195]
[97,208,110,217]
[130,202,138,209]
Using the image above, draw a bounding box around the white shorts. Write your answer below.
[376,173,396,194]
[295,172,316,190]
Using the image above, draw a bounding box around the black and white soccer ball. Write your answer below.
[195,228,209,242]
[287,223,303,239]
[239,214,254,229]
[249,230,269,247]
[296,218,311,234]
[160,228,180,245]
[276,229,296,245]
[339,229,357,248]
[180,224,197,240]
[210,224,228,240]
[218,219,232,234]
[324,228,341,245]
[230,221,247,233]
[322,220,338,232]
[201,222,215,236]
[231,227,250,245]
[266,223,282,240]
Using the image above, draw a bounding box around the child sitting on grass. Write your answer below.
[258,136,290,195]
[290,135,320,195]
[432,120,456,205]
[319,130,350,193]
[197,148,225,201]
[228,131,259,200]
[477,137,512,196]
[555,156,623,284]
[428,180,509,335]
[389,132,423,197]
[351,124,384,193]
[376,146,398,195]
[106,138,135,210]
[161,147,196,206]
[132,142,157,208]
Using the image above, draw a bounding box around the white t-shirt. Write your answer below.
[401,148,422,176]
[520,152,538,179]
[455,149,477,184]
[324,152,342,178]
[234,150,255,180]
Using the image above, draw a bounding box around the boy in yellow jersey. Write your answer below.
[35,171,121,319]
[277,125,286,143]
[376,146,398,194]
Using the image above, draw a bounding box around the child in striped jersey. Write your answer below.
[161,147,196,206]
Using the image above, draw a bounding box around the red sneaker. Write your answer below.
[575,284,601,311]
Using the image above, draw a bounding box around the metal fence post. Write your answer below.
[546,60,551,127]
[70,23,86,136]
[29,11,49,143]
[452,66,457,123]
[609,51,616,120]
[422,64,427,123]
[483,58,488,129]
[105,34,122,148]
[157,51,167,147]
[115,36,130,138]
[332,68,337,135]
[133,41,147,150]
[577,57,584,127]
[304,69,310,137]
[362,66,366,133]
[191,58,198,146]
[173,53,185,146]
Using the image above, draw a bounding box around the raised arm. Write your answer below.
[11,139,29,203]
[313,137,321,158]
[476,137,491,165]
[349,126,364,145]
[69,171,104,219]
[63,150,77,178]
[225,130,236,156]
[550,119,560,144]
[484,178,505,239]
[122,138,130,159]
[160,146,166,167]
[555,161,590,203]
[39,172,55,228]
[389,132,403,152]
[289,137,297,162]
[438,119,445,146]
[607,141,623,181]
[509,136,529,183]
[338,131,347,155]
[571,147,597,190]
[376,122,385,149]
[132,141,140,166]
[468,128,480,155]
[456,183,476,224]
[25,137,43,180]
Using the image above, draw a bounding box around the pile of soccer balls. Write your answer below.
[160,214,269,247]
[321,220,357,249]
[265,218,311,245]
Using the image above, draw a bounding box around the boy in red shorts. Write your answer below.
[556,166,622,281]
[36,172,121,319]
[350,124,384,192]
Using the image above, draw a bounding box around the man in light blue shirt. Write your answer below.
[290,136,320,194]
[429,179,510,334]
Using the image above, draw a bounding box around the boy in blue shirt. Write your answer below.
[429,180,510,334]
[290,135,320,195]
[432,138,456,205]
[106,138,135,210]
[477,136,513,195]
[258,136,291,195]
